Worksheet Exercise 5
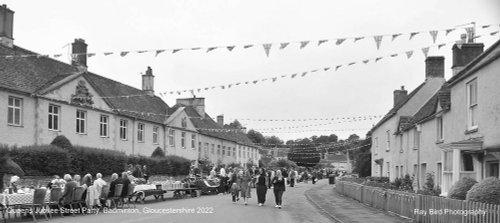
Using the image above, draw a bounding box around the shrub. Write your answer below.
[8,145,70,176]
[392,177,402,188]
[151,147,166,158]
[50,135,73,150]
[448,177,477,200]
[400,174,414,191]
[69,146,127,175]
[466,177,500,205]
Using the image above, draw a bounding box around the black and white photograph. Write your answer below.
[0,0,499,222]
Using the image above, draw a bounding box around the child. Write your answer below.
[230,182,240,202]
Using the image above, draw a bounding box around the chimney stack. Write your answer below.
[393,86,408,107]
[425,56,445,79]
[0,4,14,48]
[142,66,155,96]
[176,97,206,118]
[71,38,88,69]
[217,115,224,127]
[451,34,484,76]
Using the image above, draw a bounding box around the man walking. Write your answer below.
[289,168,296,187]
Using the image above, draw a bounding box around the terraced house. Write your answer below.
[0,5,259,166]
[371,32,500,195]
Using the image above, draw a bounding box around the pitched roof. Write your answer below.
[174,105,255,146]
[448,39,500,86]
[370,83,425,132]
[0,44,169,124]
[401,84,450,132]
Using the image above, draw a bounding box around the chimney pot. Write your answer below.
[217,115,224,127]
[0,4,14,48]
[452,42,484,76]
[71,38,88,68]
[425,56,445,79]
[142,66,155,96]
[393,86,408,107]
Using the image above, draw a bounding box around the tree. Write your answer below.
[225,120,243,129]
[247,129,266,144]
[151,147,166,158]
[265,135,283,145]
[285,140,295,145]
[348,134,360,141]
[352,138,371,177]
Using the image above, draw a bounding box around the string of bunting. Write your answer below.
[2,23,495,59]
[286,143,371,155]
[259,128,370,134]
[158,33,497,97]
[224,114,383,122]
[252,118,377,131]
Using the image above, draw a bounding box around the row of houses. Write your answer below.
[370,31,500,195]
[0,5,261,167]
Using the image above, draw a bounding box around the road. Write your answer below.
[43,180,332,223]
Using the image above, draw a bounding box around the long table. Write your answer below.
[0,192,50,206]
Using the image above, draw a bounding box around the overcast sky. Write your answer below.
[4,0,500,141]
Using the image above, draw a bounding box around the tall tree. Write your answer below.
[348,134,360,141]
[225,120,243,129]
[247,129,266,144]
[265,135,284,145]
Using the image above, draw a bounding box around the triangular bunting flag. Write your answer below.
[253,80,258,84]
[228,84,232,88]
[204,87,209,90]
[177,91,181,95]
[336,38,346,45]
[375,57,383,62]
[245,81,249,84]
[392,33,402,41]
[53,54,62,58]
[263,43,272,57]
[390,54,398,57]
[227,46,235,51]
[206,47,217,53]
[300,41,310,49]
[362,60,369,64]
[481,25,491,29]
[155,50,165,57]
[104,52,113,56]
[87,53,96,57]
[235,83,241,85]
[438,44,446,49]
[191,47,201,50]
[422,47,429,58]
[137,50,147,53]
[244,45,254,49]
[261,78,268,81]
[279,42,289,50]
[220,86,225,89]
[445,28,455,36]
[373,35,383,50]
[429,30,439,43]
[120,51,129,57]
[409,32,419,40]
[335,65,342,71]
[281,75,287,78]
[197,89,201,92]
[301,72,307,77]
[172,49,181,54]
[311,69,318,73]
[317,40,328,46]
[272,77,277,82]
[406,51,414,59]
[291,73,297,78]
[324,67,330,71]
[348,62,356,66]
[491,31,499,36]
[354,37,364,42]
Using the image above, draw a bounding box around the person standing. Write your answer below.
[272,169,286,209]
[255,168,268,206]
[239,170,252,205]
[289,168,296,187]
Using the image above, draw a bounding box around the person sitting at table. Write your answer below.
[82,173,92,188]
[9,175,20,192]
[59,174,77,206]
[132,165,143,179]
[121,172,131,198]
[108,173,120,199]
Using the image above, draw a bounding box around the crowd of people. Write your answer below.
[205,166,327,209]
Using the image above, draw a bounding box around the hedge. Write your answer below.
[448,177,477,200]
[466,177,500,205]
[1,144,190,177]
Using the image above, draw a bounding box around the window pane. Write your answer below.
[8,97,13,106]
[8,107,13,124]
[48,115,53,129]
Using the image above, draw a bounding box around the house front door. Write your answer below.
[489,162,499,178]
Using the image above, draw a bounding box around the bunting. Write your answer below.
[429,30,439,43]
[405,51,413,59]
[155,50,165,57]
[438,44,446,49]
[279,42,290,50]
[318,40,328,46]
[120,51,129,57]
[392,33,402,41]
[374,35,383,50]
[336,39,345,45]
[300,41,310,49]
[206,47,217,53]
[227,46,235,51]
[263,44,272,57]
[421,47,429,58]
[354,37,364,42]
[445,28,455,36]
[172,49,181,54]
[409,32,419,40]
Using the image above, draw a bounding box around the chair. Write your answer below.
[123,184,136,208]
[1,204,6,223]
[111,184,123,209]
[69,187,86,216]
[19,188,49,222]
[46,187,64,218]
[99,185,110,210]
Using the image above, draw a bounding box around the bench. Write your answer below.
[164,188,199,199]
[134,189,166,203]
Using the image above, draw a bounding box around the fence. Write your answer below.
[335,180,500,223]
